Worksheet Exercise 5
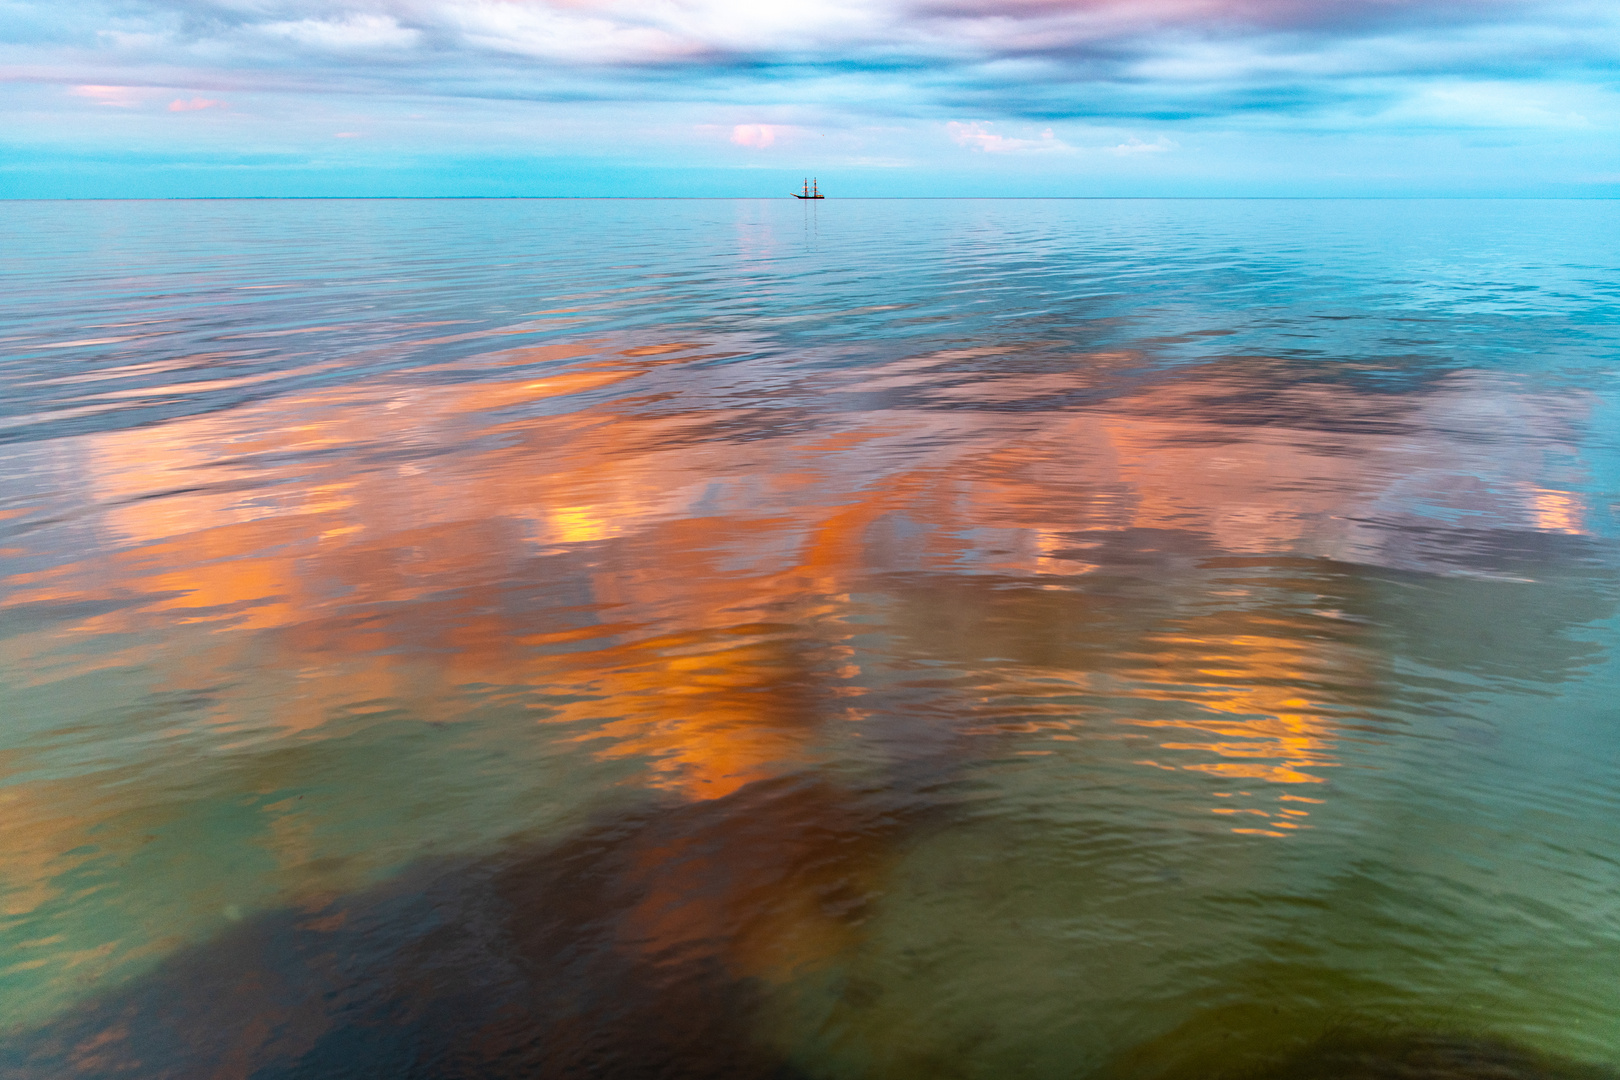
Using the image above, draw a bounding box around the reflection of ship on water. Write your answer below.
[791,177,824,199]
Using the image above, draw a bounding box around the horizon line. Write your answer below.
[4,195,1618,202]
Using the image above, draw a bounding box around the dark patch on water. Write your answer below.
[2,775,920,1080]
[1243,1031,1619,1080]
[1110,1025,1618,1080]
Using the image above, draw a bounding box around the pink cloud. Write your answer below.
[730,124,779,148]
[169,97,225,112]
[72,85,141,108]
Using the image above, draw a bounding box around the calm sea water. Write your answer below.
[3,199,1620,1079]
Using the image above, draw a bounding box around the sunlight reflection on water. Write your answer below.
[2,199,1620,1079]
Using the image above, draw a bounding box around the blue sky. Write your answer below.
[2,0,1617,197]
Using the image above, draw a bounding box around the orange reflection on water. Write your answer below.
[0,339,1594,990]
[0,351,1449,797]
[1122,614,1347,836]
[1,333,1605,1050]
[1528,486,1584,534]
[543,612,842,803]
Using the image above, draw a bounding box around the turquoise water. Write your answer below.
[2,199,1619,1078]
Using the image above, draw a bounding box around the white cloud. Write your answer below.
[1106,136,1177,155]
[261,13,420,51]
[442,1,698,63]
[947,121,1071,154]
[1390,82,1596,128]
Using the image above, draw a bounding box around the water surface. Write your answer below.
[3,198,1620,1079]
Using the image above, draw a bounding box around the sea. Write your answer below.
[2,198,1619,1079]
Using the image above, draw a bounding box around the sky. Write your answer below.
[1,0,1618,197]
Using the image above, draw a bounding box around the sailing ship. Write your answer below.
[792,178,824,200]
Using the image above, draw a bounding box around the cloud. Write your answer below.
[8,0,1620,196]
[947,121,1070,153]
[1388,81,1596,128]
[730,124,780,148]
[19,0,1617,114]
[168,97,225,112]
[72,85,144,108]
[260,13,421,52]
[1106,136,1177,155]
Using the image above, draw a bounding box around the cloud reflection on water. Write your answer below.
[2,334,1600,815]
[1,309,1616,1072]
